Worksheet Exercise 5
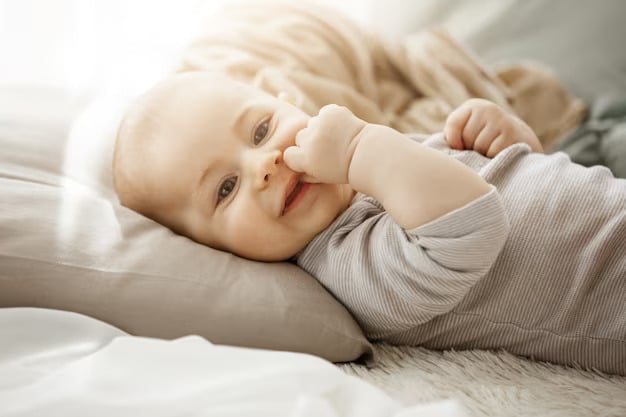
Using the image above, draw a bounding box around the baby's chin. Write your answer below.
[228,231,318,262]
[234,242,306,263]
[190,228,305,262]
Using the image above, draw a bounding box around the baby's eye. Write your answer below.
[217,176,237,204]
[254,118,270,145]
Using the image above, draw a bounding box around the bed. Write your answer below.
[1,1,625,415]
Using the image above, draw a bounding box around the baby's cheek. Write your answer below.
[223,206,278,252]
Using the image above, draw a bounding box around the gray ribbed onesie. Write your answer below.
[296,133,626,375]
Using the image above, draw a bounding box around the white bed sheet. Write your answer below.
[0,308,465,417]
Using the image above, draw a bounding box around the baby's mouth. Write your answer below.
[282,177,309,215]
[285,182,303,206]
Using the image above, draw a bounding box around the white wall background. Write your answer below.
[0,0,376,101]
[6,0,621,108]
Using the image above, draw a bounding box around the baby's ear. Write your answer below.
[277,91,296,106]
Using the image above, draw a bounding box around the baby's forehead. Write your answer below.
[140,73,260,127]
[131,72,253,142]
[155,72,255,102]
[156,72,274,129]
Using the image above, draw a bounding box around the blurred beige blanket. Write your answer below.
[177,1,585,150]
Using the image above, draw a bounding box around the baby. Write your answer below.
[114,71,625,375]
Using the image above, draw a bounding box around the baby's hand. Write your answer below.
[444,98,543,157]
[284,104,366,184]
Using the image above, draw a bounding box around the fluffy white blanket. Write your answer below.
[341,344,626,417]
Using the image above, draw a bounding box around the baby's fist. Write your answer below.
[444,98,542,157]
[284,104,366,184]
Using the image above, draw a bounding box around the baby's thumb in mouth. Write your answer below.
[300,174,321,184]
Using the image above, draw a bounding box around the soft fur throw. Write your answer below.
[340,344,626,417]
[177,1,586,150]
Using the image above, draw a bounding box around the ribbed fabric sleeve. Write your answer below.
[298,188,509,338]
[296,133,626,375]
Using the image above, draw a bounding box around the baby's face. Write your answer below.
[129,73,354,261]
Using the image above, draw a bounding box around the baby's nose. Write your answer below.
[252,149,282,188]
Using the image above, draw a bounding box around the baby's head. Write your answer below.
[113,72,354,261]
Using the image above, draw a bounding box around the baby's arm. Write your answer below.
[284,105,492,229]
[444,98,543,156]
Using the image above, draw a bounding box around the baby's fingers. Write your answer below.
[283,146,320,183]
[444,106,471,150]
[472,124,500,156]
[485,134,509,158]
[283,146,306,173]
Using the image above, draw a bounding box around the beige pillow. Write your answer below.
[0,87,373,363]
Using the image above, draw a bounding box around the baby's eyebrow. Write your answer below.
[197,162,215,189]
[233,102,254,131]
[233,98,272,134]
[196,160,217,212]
